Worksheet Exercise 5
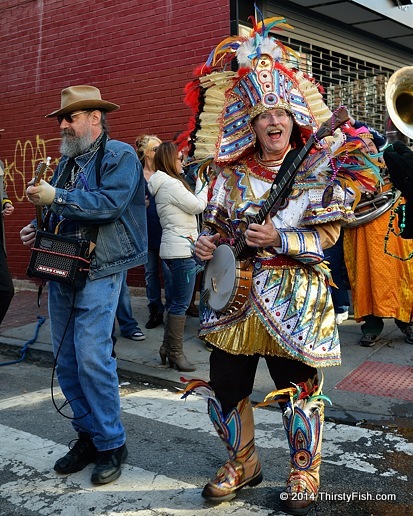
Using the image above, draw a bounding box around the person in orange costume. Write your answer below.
[344,126,413,346]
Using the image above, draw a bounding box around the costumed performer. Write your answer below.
[323,115,387,325]
[179,12,375,516]
[343,127,413,346]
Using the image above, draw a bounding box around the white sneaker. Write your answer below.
[335,311,349,325]
[126,329,146,341]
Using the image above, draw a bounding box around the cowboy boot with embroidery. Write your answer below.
[282,385,325,515]
[181,380,263,502]
[257,377,327,516]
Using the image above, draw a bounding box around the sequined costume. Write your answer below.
[199,152,354,367]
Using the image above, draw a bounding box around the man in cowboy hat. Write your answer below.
[20,85,148,484]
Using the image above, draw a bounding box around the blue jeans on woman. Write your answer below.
[144,248,173,313]
[48,272,125,451]
[116,270,142,337]
[163,257,197,316]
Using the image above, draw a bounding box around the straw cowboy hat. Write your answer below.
[46,85,119,117]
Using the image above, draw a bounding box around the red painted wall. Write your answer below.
[0,0,230,287]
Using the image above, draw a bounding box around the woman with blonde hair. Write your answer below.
[135,135,173,329]
[148,142,208,371]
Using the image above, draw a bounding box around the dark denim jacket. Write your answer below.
[49,138,147,279]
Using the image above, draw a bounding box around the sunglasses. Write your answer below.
[57,110,89,125]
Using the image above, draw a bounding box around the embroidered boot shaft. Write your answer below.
[256,375,329,515]
[282,397,324,515]
[181,379,262,502]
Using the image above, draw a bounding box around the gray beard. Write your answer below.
[60,129,94,158]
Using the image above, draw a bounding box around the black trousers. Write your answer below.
[209,346,318,415]
[0,245,14,325]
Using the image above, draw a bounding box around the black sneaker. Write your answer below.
[54,432,97,474]
[145,312,163,329]
[359,333,379,347]
[403,324,413,344]
[91,443,128,484]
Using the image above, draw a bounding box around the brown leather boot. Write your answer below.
[167,314,196,372]
[202,397,263,502]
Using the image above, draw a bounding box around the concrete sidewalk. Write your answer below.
[1,283,412,429]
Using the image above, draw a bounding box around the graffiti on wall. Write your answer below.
[3,135,60,201]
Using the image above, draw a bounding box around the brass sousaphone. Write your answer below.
[343,67,412,228]
[385,66,413,142]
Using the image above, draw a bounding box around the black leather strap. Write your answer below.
[269,147,302,215]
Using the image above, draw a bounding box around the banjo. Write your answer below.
[202,106,350,314]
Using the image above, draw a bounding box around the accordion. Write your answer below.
[27,231,92,288]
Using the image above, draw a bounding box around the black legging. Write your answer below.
[209,346,318,416]
[0,245,14,325]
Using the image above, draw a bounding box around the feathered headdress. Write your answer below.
[182,9,333,165]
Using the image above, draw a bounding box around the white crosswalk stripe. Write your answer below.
[0,423,273,515]
[0,387,411,515]
[121,388,413,476]
[0,388,60,410]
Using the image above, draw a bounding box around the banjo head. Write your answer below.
[203,244,237,312]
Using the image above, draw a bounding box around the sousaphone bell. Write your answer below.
[385,66,413,141]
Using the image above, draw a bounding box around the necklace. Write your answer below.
[246,146,292,182]
[246,154,280,182]
[256,145,291,166]
[384,200,413,261]
[256,155,284,167]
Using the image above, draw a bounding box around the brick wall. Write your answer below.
[0,0,230,287]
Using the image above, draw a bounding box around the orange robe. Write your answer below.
[344,202,413,323]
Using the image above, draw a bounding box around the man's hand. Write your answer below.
[245,214,280,248]
[2,202,14,216]
[383,141,413,198]
[20,224,37,247]
[195,233,220,261]
[26,179,56,206]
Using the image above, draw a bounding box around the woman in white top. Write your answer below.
[148,142,208,371]
[135,134,173,329]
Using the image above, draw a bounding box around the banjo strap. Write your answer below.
[268,147,302,216]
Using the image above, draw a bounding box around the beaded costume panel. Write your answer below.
[200,155,350,368]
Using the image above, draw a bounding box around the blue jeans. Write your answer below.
[144,248,173,313]
[163,257,197,316]
[48,273,125,451]
[116,270,141,337]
